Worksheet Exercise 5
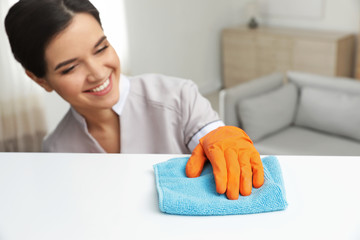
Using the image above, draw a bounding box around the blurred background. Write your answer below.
[1,0,359,151]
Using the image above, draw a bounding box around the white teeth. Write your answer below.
[89,79,110,92]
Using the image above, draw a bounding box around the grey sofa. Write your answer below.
[219,71,360,156]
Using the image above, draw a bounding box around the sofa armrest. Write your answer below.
[219,72,285,127]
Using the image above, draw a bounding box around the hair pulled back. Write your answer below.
[5,0,101,78]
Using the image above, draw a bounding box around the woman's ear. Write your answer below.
[25,70,53,92]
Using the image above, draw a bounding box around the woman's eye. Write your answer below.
[61,65,76,75]
[95,45,109,54]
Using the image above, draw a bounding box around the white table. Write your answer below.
[0,153,359,240]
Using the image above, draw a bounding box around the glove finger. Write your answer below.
[186,144,207,178]
[207,147,227,194]
[224,148,240,200]
[250,151,264,188]
[238,152,253,196]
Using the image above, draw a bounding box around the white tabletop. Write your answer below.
[0,153,359,240]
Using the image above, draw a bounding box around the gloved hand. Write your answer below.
[186,126,264,200]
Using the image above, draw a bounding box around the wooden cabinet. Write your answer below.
[222,26,355,88]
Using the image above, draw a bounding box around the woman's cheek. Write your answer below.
[57,78,84,96]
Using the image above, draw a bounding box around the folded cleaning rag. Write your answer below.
[153,155,287,216]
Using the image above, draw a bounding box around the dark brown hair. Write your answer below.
[5,0,102,77]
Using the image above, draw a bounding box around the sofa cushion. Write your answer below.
[254,126,360,156]
[237,83,297,141]
[294,87,360,141]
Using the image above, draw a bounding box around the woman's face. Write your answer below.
[40,13,121,113]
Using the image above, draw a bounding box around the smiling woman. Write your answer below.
[5,0,122,153]
[5,0,265,200]
[30,14,121,115]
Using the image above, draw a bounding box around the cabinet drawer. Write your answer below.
[222,31,255,47]
[256,50,291,64]
[223,68,258,87]
[293,51,336,69]
[273,38,293,49]
[256,35,275,47]
[294,40,336,55]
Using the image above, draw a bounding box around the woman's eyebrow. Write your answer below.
[54,36,107,71]
[94,36,107,48]
[54,58,77,71]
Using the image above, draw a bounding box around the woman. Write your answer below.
[5,0,263,200]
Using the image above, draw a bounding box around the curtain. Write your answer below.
[0,0,47,152]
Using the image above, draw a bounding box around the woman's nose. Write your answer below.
[86,58,107,82]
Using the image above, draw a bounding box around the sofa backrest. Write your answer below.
[287,71,360,94]
[288,71,360,142]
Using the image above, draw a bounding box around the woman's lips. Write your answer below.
[85,76,113,96]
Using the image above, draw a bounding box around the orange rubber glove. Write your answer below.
[186,126,264,200]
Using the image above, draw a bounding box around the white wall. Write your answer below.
[40,0,360,131]
[123,0,242,94]
[256,0,360,32]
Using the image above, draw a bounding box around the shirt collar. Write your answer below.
[112,74,130,115]
[71,74,130,126]
[71,107,87,130]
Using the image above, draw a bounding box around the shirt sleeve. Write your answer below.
[180,80,224,152]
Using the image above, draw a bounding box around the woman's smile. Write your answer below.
[85,74,113,96]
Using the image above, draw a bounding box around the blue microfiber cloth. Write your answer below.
[153,156,287,216]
